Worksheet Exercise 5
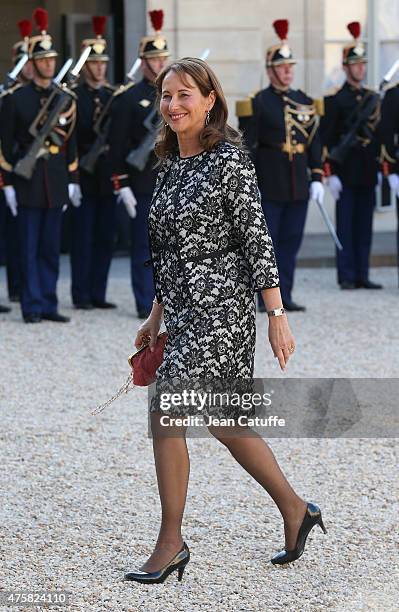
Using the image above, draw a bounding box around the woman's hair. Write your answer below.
[154,57,243,159]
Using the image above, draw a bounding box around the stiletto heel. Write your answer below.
[318,516,327,534]
[124,541,190,584]
[270,502,327,566]
[177,565,186,581]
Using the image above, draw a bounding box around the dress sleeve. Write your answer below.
[220,147,280,291]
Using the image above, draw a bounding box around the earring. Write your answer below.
[164,122,169,127]
[205,110,210,126]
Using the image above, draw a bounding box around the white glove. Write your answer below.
[377,172,383,187]
[117,186,137,219]
[68,183,82,208]
[4,185,18,217]
[326,175,343,201]
[387,173,399,192]
[309,181,325,205]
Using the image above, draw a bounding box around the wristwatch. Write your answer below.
[267,307,285,317]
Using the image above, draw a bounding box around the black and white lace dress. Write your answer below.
[147,141,279,417]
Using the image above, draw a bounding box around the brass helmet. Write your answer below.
[343,22,367,65]
[139,9,170,59]
[266,19,296,67]
[81,16,109,62]
[29,8,58,60]
[12,19,32,64]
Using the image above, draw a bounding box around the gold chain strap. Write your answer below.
[91,373,134,415]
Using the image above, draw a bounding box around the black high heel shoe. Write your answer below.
[271,502,327,565]
[124,542,190,584]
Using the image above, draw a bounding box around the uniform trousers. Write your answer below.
[258,198,308,305]
[335,186,375,284]
[70,193,117,304]
[18,206,63,316]
[130,192,156,314]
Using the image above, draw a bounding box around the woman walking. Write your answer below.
[124,58,326,584]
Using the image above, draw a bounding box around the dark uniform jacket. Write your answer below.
[74,81,115,196]
[237,85,323,202]
[108,77,158,195]
[0,81,78,208]
[320,81,380,187]
[379,83,399,174]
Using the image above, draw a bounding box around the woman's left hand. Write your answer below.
[268,315,296,371]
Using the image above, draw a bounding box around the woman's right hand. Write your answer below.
[134,307,163,352]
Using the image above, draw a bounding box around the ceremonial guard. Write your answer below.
[109,9,170,318]
[70,16,117,310]
[379,76,399,285]
[0,8,79,323]
[0,19,33,307]
[321,22,382,290]
[237,20,324,312]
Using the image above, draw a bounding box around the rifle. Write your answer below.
[79,57,142,174]
[126,49,211,172]
[125,105,160,171]
[328,91,380,164]
[13,48,91,180]
[0,53,29,97]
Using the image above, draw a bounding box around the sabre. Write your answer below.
[379,57,399,91]
[312,197,343,251]
[126,57,142,82]
[8,53,29,81]
[53,58,73,86]
[69,45,92,81]
[200,48,210,61]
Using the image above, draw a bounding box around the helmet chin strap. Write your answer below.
[271,65,290,90]
[85,62,103,86]
[347,63,363,83]
[32,58,48,81]
[143,58,158,81]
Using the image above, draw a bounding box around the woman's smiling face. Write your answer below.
[160,69,215,135]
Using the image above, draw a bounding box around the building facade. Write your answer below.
[1,0,398,234]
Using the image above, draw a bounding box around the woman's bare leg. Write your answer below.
[139,413,189,572]
[208,424,307,551]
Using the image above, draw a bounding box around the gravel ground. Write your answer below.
[1,260,398,612]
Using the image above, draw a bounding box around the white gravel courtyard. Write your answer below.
[1,259,398,611]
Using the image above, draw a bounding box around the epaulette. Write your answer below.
[313,98,324,116]
[104,82,118,93]
[0,82,23,99]
[384,80,399,91]
[112,81,135,98]
[235,96,253,118]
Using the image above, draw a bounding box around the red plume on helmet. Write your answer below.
[149,9,164,33]
[273,19,289,41]
[92,15,106,38]
[347,21,361,39]
[18,19,32,39]
[33,7,48,33]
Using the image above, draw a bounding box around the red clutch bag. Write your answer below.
[91,332,168,415]
[128,331,168,386]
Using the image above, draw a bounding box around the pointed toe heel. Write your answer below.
[270,502,327,566]
[124,541,190,584]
